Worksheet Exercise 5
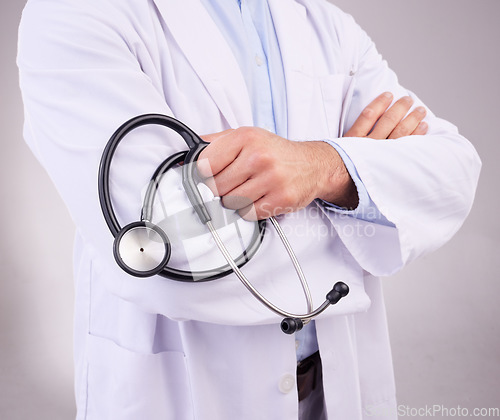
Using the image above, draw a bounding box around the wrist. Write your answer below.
[308,141,359,209]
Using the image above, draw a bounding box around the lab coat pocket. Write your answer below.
[320,73,355,139]
[85,333,194,420]
[88,256,187,354]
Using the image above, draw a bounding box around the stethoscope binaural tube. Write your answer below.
[98,114,349,333]
[205,213,350,334]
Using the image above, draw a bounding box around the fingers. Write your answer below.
[197,129,239,178]
[220,177,265,210]
[346,93,429,140]
[239,191,297,221]
[197,127,276,215]
[198,128,271,197]
[203,156,252,197]
[387,106,427,139]
[368,96,414,139]
[238,196,282,221]
[344,92,394,137]
[411,121,428,136]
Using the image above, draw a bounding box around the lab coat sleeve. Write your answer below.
[18,1,280,329]
[17,2,225,312]
[322,10,481,276]
[18,2,178,245]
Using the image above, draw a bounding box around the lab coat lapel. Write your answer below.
[268,0,315,139]
[153,0,253,127]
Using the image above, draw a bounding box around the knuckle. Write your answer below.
[247,149,272,170]
[385,112,402,126]
[414,122,428,135]
[236,126,256,141]
[345,128,360,137]
[390,127,407,139]
[419,121,429,132]
[392,97,413,113]
[399,95,413,105]
[361,107,376,119]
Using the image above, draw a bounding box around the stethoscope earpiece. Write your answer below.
[280,317,304,335]
[113,221,171,278]
[326,282,350,304]
[280,281,350,334]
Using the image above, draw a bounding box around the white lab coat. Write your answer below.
[17,0,481,419]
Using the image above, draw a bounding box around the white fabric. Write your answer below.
[17,0,481,419]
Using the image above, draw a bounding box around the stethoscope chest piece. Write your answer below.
[113,221,171,278]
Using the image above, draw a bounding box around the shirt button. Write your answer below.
[278,374,295,394]
[255,54,263,66]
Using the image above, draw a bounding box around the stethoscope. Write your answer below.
[98,114,349,334]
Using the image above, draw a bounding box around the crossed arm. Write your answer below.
[198,92,428,220]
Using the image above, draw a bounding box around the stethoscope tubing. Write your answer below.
[99,114,204,236]
[99,114,267,282]
[98,113,349,332]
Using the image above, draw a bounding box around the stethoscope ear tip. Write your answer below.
[280,317,304,334]
[280,282,349,334]
[326,281,349,305]
[113,221,171,278]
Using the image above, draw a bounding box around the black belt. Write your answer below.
[296,351,323,402]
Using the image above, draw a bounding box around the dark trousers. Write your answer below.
[297,351,327,420]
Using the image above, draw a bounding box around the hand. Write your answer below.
[197,128,354,220]
[197,92,429,221]
[344,92,428,139]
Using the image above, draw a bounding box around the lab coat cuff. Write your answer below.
[319,140,394,227]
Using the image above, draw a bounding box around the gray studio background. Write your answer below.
[1,0,498,418]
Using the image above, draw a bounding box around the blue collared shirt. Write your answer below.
[200,0,391,360]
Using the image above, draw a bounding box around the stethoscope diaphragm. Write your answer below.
[113,221,171,277]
